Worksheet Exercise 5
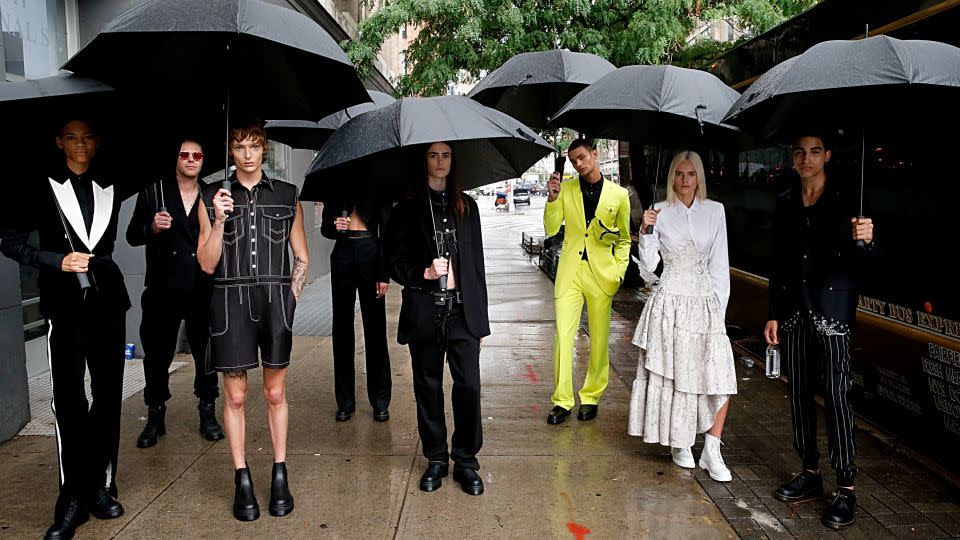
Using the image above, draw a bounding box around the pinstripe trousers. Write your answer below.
[783,315,858,487]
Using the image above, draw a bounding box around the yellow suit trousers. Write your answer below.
[551,259,612,409]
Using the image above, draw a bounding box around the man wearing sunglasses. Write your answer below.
[126,139,224,449]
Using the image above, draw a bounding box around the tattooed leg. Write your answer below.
[291,256,308,302]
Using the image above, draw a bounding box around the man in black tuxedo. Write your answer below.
[127,139,223,448]
[764,133,875,530]
[1,119,131,539]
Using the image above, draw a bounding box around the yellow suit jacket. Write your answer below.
[544,178,632,298]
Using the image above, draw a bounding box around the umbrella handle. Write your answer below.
[855,215,865,248]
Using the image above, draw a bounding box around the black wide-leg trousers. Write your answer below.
[330,237,391,413]
[140,287,218,406]
[408,310,482,470]
[47,303,125,497]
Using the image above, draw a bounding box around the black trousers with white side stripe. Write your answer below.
[47,303,126,498]
[783,315,858,487]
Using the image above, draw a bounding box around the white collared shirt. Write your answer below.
[638,198,730,315]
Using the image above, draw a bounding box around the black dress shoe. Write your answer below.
[453,466,484,496]
[268,462,294,517]
[822,487,856,529]
[44,495,89,540]
[198,401,225,441]
[136,404,166,448]
[335,409,353,422]
[373,409,390,422]
[774,470,824,502]
[577,404,598,421]
[89,486,124,519]
[233,467,260,521]
[419,462,449,492]
[547,406,571,425]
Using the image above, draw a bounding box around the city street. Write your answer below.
[1,194,959,538]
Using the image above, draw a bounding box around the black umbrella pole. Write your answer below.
[222,47,232,214]
[645,145,662,235]
[856,129,866,248]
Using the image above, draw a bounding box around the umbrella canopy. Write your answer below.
[548,65,741,143]
[301,96,554,201]
[266,90,395,149]
[62,0,369,121]
[467,49,615,129]
[722,36,960,141]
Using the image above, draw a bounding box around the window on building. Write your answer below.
[401,23,407,39]
[1,0,71,81]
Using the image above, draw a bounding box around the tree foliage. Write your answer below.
[347,0,820,96]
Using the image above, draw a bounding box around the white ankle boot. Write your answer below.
[699,433,732,482]
[671,447,695,468]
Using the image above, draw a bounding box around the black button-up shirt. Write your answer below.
[580,175,603,260]
[202,173,298,285]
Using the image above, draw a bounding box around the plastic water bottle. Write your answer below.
[765,345,781,379]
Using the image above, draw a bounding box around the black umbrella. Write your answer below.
[549,65,741,143]
[723,35,960,238]
[467,49,615,129]
[266,91,396,149]
[722,36,960,140]
[550,65,741,234]
[62,0,368,119]
[301,96,554,201]
[62,0,370,191]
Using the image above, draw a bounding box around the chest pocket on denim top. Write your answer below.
[261,207,294,244]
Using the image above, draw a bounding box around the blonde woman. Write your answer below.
[628,150,737,482]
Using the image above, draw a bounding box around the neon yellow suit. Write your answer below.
[544,178,631,409]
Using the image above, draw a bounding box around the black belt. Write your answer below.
[214,276,291,286]
[343,230,374,239]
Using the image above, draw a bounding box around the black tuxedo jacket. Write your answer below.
[126,177,209,292]
[385,193,489,343]
[1,165,130,318]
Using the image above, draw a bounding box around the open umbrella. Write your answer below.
[722,35,960,237]
[266,90,396,150]
[467,49,615,129]
[301,96,554,201]
[549,65,741,233]
[549,65,740,143]
[722,36,960,141]
[62,0,370,190]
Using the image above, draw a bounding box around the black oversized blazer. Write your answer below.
[384,192,490,344]
[126,177,209,292]
[768,178,877,328]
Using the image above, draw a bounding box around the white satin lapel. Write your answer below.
[48,178,91,250]
[88,182,113,250]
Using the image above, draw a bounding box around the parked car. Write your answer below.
[513,187,530,205]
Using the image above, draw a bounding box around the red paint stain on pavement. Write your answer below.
[525,404,541,413]
[566,522,591,540]
[522,363,539,383]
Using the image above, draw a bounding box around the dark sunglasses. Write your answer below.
[179,151,204,161]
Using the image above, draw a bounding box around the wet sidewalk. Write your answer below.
[0,197,957,538]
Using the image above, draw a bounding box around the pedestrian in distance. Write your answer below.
[544,138,631,425]
[765,132,875,530]
[384,141,490,496]
[197,120,308,521]
[628,150,737,482]
[127,138,224,449]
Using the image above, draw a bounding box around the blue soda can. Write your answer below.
[125,343,136,360]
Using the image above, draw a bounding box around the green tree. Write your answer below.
[347,0,820,97]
